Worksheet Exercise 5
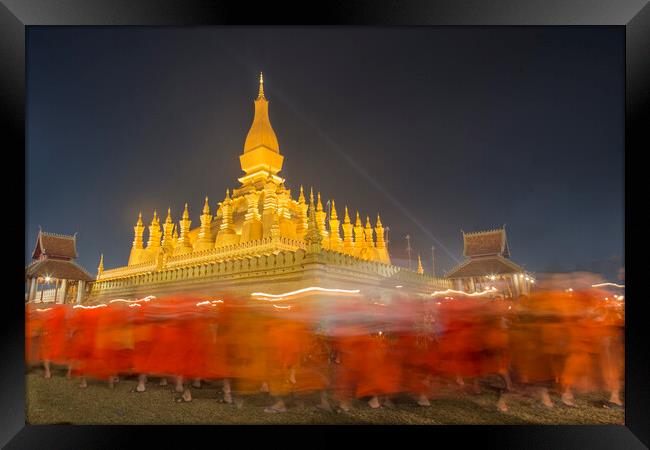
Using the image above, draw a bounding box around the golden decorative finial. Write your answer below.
[152,210,159,224]
[258,71,265,100]
[365,216,372,228]
[136,211,143,226]
[331,200,338,220]
[203,196,210,214]
[298,185,306,203]
[355,211,362,226]
[376,213,383,227]
[182,203,189,219]
[344,206,351,224]
[317,192,323,211]
[417,255,424,275]
[309,187,314,204]
[98,253,104,273]
[165,207,172,223]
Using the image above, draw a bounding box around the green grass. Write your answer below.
[26,367,624,425]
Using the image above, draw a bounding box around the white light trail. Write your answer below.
[592,283,625,288]
[251,286,361,299]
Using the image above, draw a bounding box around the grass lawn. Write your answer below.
[26,367,624,425]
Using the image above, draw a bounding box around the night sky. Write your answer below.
[26,27,624,280]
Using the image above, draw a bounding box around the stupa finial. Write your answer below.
[258,71,265,100]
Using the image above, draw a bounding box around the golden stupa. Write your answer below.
[89,74,451,302]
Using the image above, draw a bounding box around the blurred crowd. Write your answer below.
[26,279,624,413]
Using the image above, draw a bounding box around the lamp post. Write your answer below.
[431,245,436,277]
[405,234,412,271]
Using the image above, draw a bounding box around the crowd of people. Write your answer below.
[25,282,624,414]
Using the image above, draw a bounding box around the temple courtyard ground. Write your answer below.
[26,369,624,425]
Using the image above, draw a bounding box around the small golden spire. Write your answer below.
[317,192,323,211]
[298,185,305,203]
[376,213,383,227]
[309,187,314,204]
[344,206,351,224]
[98,253,104,273]
[203,196,210,214]
[365,216,373,229]
[417,254,424,275]
[355,211,362,227]
[165,207,172,223]
[182,203,189,220]
[136,211,143,227]
[258,71,265,100]
[152,210,159,225]
[331,200,338,220]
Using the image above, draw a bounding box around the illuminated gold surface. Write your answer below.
[90,74,451,301]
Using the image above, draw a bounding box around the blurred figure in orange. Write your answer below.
[68,304,104,388]
[39,304,71,379]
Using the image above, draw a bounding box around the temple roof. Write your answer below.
[31,231,78,260]
[445,255,524,279]
[25,259,94,281]
[462,227,510,258]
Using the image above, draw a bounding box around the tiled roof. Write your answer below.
[462,227,509,258]
[32,231,78,260]
[445,255,524,279]
[25,259,93,281]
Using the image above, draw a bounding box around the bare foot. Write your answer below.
[223,391,233,404]
[561,391,576,407]
[181,388,192,402]
[497,395,508,412]
[260,382,269,393]
[540,388,554,408]
[368,396,381,409]
[417,394,431,407]
[79,378,88,389]
[338,401,352,412]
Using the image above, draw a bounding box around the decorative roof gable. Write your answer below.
[462,227,509,258]
[32,231,78,260]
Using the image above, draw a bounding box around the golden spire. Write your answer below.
[417,254,424,275]
[97,253,104,275]
[331,200,338,220]
[226,188,230,200]
[132,212,145,250]
[243,72,280,154]
[298,185,306,203]
[182,203,190,220]
[203,196,210,214]
[258,71,265,100]
[365,215,372,229]
[344,206,351,224]
[162,208,175,252]
[376,213,383,227]
[317,192,323,211]
[355,211,362,227]
[147,210,162,249]
[309,187,314,205]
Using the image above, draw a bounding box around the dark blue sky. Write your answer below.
[26,27,624,279]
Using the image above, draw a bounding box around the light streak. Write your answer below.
[128,303,141,308]
[592,283,625,288]
[431,287,497,297]
[251,286,361,299]
[395,285,403,289]
[73,304,107,309]
[273,304,291,309]
[35,308,53,312]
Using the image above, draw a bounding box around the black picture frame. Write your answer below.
[5,0,648,448]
